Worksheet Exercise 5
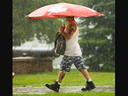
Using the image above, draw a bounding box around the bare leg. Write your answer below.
[57,71,65,83]
[80,68,90,80]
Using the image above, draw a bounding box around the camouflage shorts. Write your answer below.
[60,55,86,72]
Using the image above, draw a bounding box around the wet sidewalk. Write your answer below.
[13,86,115,94]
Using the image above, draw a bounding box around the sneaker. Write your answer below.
[45,80,60,92]
[81,81,96,91]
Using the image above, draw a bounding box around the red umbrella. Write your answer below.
[25,2,104,20]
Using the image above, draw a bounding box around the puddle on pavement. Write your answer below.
[13,86,115,94]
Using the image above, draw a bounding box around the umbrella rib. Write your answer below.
[28,15,43,17]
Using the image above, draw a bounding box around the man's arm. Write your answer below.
[59,21,77,40]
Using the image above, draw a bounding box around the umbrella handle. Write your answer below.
[63,17,65,26]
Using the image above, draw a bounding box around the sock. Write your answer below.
[87,79,92,82]
[58,83,61,85]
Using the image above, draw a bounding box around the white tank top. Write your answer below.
[64,21,82,56]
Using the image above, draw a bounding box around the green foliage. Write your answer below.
[78,0,115,72]
[13,0,79,46]
[13,0,62,45]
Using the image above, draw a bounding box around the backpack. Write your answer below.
[54,32,66,55]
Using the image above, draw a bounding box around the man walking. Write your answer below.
[45,16,95,92]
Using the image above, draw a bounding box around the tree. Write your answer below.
[13,0,62,46]
[13,0,79,46]
[78,0,115,72]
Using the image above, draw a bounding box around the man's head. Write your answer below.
[66,16,74,22]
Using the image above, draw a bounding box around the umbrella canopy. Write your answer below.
[25,2,104,20]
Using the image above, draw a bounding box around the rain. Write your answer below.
[12,0,115,95]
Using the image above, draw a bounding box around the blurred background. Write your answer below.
[12,0,115,74]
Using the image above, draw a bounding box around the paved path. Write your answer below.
[13,86,115,94]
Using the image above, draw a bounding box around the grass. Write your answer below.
[13,69,115,87]
[13,92,115,96]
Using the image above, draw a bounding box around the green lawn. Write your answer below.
[13,69,115,87]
